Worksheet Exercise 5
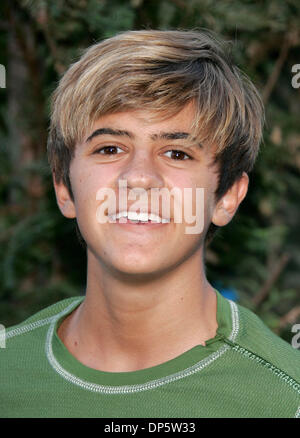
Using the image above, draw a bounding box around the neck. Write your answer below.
[58,249,218,372]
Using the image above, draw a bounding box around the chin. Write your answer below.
[105,255,172,280]
[113,258,162,274]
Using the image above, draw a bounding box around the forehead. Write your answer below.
[86,102,196,140]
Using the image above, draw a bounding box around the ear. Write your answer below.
[52,174,76,219]
[212,172,249,227]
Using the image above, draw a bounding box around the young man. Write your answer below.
[1,29,299,418]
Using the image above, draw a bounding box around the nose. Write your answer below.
[117,150,164,192]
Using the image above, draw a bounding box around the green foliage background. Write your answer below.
[0,0,299,345]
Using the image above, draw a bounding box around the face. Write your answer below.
[54,102,248,277]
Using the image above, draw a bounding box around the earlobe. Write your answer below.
[211,172,249,227]
[52,174,76,219]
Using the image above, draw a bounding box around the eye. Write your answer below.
[164,150,193,161]
[93,145,123,155]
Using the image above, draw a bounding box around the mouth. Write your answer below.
[108,211,171,227]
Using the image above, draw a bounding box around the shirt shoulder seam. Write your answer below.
[6,299,82,340]
[225,299,300,397]
[223,338,300,396]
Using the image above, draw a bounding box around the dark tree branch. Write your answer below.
[274,305,300,334]
[262,29,299,105]
[252,253,290,308]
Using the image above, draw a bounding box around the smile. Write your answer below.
[108,211,171,224]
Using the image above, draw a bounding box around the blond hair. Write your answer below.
[47,29,264,242]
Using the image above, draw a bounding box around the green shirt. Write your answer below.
[1,290,299,418]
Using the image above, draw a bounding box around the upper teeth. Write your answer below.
[109,211,170,223]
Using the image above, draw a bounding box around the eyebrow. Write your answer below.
[85,127,202,148]
[86,128,134,143]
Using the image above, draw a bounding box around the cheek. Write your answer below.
[174,172,216,229]
[69,169,97,222]
[166,172,194,194]
[71,162,111,204]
